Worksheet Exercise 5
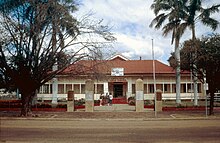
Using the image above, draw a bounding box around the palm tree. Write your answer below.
[150,0,220,106]
[179,0,220,106]
[150,0,188,104]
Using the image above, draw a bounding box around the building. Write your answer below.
[37,54,204,101]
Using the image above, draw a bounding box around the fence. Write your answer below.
[207,93,220,102]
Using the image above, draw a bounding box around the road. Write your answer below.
[1,119,220,143]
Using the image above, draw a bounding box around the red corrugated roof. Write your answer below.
[62,56,190,75]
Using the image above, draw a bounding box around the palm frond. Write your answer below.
[151,2,172,15]
[149,13,168,29]
[200,17,219,31]
[162,21,176,37]
[177,22,188,39]
[198,4,220,30]
[204,4,220,15]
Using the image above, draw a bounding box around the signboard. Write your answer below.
[85,91,93,101]
[111,68,124,76]
[204,83,209,90]
[136,91,143,100]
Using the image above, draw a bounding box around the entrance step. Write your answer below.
[94,104,135,112]
[112,97,127,104]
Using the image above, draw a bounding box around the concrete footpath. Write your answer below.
[1,104,220,120]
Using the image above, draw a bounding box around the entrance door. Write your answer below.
[113,84,123,98]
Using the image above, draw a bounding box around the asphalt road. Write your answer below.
[1,119,220,143]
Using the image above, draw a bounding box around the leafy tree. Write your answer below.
[0,0,115,116]
[150,0,220,105]
[150,0,188,104]
[179,0,220,106]
[170,34,220,115]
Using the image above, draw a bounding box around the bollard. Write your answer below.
[85,79,94,112]
[67,91,74,112]
[135,79,144,112]
[155,89,162,112]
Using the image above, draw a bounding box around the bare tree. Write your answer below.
[0,0,115,116]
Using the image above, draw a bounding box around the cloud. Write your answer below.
[75,0,220,64]
[114,33,164,59]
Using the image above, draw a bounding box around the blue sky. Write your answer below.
[75,0,220,64]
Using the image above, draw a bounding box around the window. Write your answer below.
[132,84,135,94]
[149,84,154,93]
[39,84,51,94]
[187,83,193,93]
[81,84,85,94]
[74,84,80,94]
[198,83,201,93]
[181,84,186,93]
[97,84,104,94]
[66,84,72,93]
[144,84,148,94]
[172,84,176,93]
[164,84,168,92]
[58,84,64,94]
[156,84,163,91]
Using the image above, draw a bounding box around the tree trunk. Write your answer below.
[51,9,58,104]
[20,91,36,117]
[209,92,214,115]
[193,65,198,106]
[191,25,198,106]
[20,94,31,117]
[209,83,215,115]
[175,37,181,104]
[208,79,216,115]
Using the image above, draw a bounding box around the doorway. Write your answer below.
[113,84,123,98]
[108,81,127,98]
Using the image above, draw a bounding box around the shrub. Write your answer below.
[56,104,67,108]
[128,100,135,105]
[0,100,22,108]
[128,96,135,105]
[94,100,100,104]
[128,96,135,102]
[144,100,154,106]
[37,103,52,108]
[75,98,85,106]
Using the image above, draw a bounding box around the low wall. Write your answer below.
[37,93,205,101]
[37,93,102,101]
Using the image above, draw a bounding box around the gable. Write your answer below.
[108,54,130,61]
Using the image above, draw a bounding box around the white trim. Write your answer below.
[108,54,130,61]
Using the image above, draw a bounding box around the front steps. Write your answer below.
[94,104,135,112]
[112,97,127,104]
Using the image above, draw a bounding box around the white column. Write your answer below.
[64,84,66,94]
[170,83,172,93]
[52,64,58,104]
[94,84,97,94]
[162,83,165,93]
[127,78,132,98]
[104,82,108,94]
[52,77,58,104]
[80,84,82,94]
[146,83,148,94]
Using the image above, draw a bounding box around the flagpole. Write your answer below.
[152,39,157,118]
